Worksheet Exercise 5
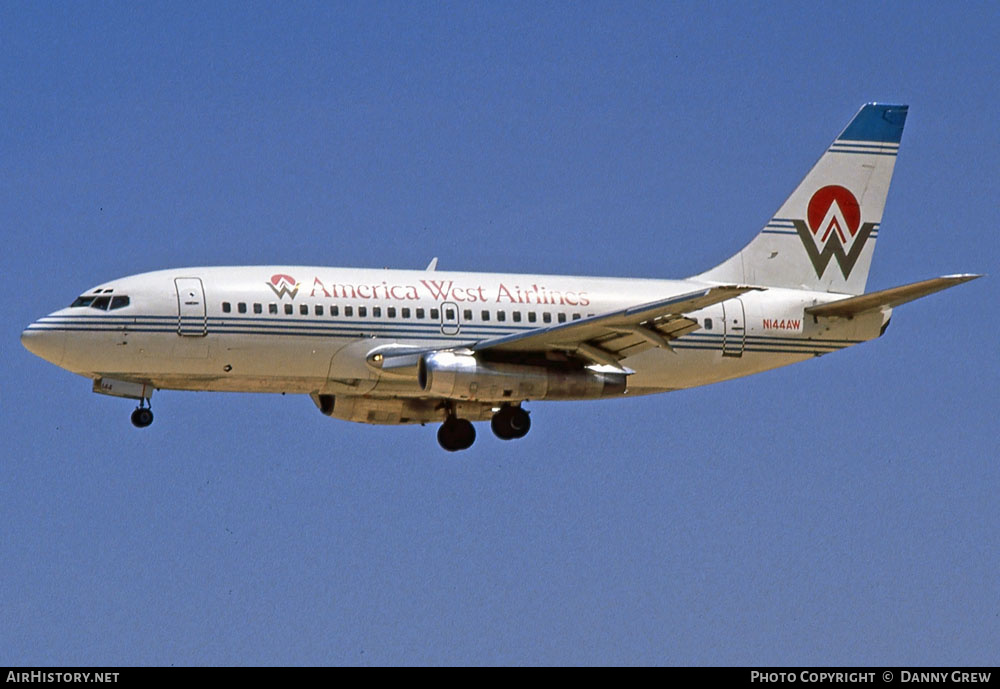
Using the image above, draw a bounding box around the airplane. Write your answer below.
[21,103,980,451]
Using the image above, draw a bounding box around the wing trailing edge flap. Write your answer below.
[472,284,762,368]
[805,274,981,319]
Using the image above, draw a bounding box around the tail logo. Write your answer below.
[267,274,300,299]
[793,185,877,279]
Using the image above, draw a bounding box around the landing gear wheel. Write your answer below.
[437,417,476,452]
[131,407,153,428]
[491,405,530,440]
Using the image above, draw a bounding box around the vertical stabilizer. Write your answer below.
[696,103,908,295]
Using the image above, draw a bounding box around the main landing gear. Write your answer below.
[436,405,531,451]
[130,399,154,428]
[491,405,530,441]
[437,416,476,452]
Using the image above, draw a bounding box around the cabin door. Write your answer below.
[175,277,207,336]
[721,298,745,358]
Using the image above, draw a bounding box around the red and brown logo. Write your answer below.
[792,185,876,279]
[266,274,299,299]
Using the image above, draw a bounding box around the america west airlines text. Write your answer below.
[306,277,591,306]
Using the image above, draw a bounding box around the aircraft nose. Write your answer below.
[21,322,66,365]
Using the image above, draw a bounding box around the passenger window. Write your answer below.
[285,304,293,315]
[401,308,410,318]
[269,303,277,314]
[373,307,382,317]
[315,305,323,316]
[528,312,536,323]
[358,306,367,317]
[253,303,262,314]
[513,311,522,322]
[300,304,308,315]
[416,308,425,319]
[704,318,713,330]
[331,305,339,316]
[445,308,454,319]
[463,309,472,320]
[238,302,247,314]
[222,302,231,313]
[543,312,552,323]
[430,308,439,319]
[497,311,506,322]
[481,310,490,321]
[388,307,396,318]
[572,313,581,320]
[345,306,353,317]
[109,296,130,310]
[558,313,566,323]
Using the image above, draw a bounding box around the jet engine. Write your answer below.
[418,351,626,401]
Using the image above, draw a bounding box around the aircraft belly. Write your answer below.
[79,332,345,393]
[323,338,378,394]
[623,346,813,393]
[140,373,327,394]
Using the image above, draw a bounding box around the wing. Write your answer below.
[367,285,764,375]
[471,285,760,368]
[371,285,760,374]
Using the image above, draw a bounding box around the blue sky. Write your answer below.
[2,2,997,665]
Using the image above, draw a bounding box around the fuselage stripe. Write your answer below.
[27,318,860,349]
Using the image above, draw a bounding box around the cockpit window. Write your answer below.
[72,294,130,309]
[91,296,112,310]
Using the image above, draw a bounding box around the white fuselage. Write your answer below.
[23,266,888,407]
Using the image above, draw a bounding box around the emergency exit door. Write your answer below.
[440,301,461,335]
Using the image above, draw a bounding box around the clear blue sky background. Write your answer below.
[2,2,997,666]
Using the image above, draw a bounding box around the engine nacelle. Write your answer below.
[418,351,626,401]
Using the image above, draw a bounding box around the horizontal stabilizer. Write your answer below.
[805,274,981,318]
